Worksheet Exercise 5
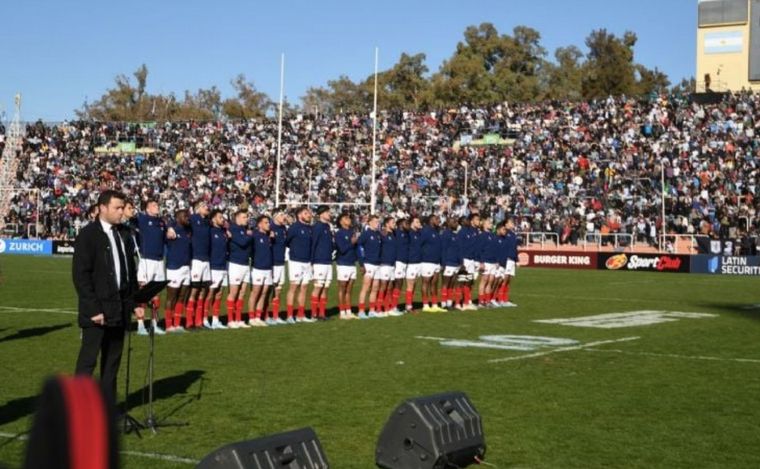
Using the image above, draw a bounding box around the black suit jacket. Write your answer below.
[72,220,138,328]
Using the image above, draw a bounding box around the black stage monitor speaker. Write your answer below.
[375,391,486,469]
[197,427,329,469]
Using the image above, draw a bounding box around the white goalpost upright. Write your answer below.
[370,47,379,215]
[275,53,285,208]
[274,49,378,212]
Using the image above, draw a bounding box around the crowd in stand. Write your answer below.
[4,92,760,245]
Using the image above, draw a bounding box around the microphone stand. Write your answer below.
[123,310,144,436]
[143,299,188,433]
[124,281,188,435]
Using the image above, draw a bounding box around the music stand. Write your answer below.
[126,281,187,435]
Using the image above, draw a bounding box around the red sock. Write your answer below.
[386,292,395,311]
[287,304,294,319]
[297,306,305,319]
[422,294,428,306]
[213,299,221,318]
[255,309,263,320]
[186,300,196,328]
[505,284,510,302]
[377,291,385,312]
[499,285,507,302]
[195,299,204,325]
[463,286,472,304]
[405,290,413,308]
[174,302,184,328]
[441,288,449,305]
[392,289,400,308]
[226,299,235,322]
[247,310,255,323]
[454,287,462,305]
[164,308,173,328]
[358,302,365,313]
[271,297,280,319]
[310,296,319,318]
[235,299,243,323]
[431,292,438,306]
[320,297,327,318]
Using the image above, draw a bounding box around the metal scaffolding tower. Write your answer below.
[0,93,24,235]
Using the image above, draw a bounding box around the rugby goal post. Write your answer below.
[274,49,379,214]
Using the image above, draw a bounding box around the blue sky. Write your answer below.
[0,0,697,121]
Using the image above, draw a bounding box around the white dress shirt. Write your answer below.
[99,219,127,287]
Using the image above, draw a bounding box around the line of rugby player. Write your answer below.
[126,199,519,335]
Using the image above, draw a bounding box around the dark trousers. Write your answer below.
[75,325,126,406]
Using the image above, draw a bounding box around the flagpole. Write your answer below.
[275,53,285,208]
[370,47,379,215]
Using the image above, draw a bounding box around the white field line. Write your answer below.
[606,279,661,286]
[0,306,76,315]
[516,293,687,305]
[585,348,760,364]
[488,336,641,363]
[0,432,197,465]
[120,450,197,465]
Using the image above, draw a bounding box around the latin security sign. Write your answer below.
[691,255,760,276]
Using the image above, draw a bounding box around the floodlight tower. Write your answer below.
[0,93,23,233]
[10,93,22,148]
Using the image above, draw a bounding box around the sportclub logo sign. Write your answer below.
[599,253,690,273]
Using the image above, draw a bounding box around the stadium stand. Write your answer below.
[2,92,758,253]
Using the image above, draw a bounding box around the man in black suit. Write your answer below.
[73,190,145,405]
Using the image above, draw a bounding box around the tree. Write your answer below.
[544,46,584,101]
[671,77,696,97]
[77,24,675,121]
[636,65,671,97]
[300,76,369,115]
[78,64,152,121]
[176,86,222,120]
[78,65,238,121]
[431,23,504,106]
[222,75,272,119]
[581,29,638,99]
[430,23,547,106]
[369,52,431,110]
[492,26,547,101]
[301,86,333,115]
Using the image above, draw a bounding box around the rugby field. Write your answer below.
[0,256,759,468]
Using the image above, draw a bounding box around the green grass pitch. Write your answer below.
[1,256,759,468]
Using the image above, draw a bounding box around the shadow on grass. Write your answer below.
[698,302,760,321]
[123,370,205,427]
[0,323,71,344]
[126,370,205,407]
[0,395,37,427]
